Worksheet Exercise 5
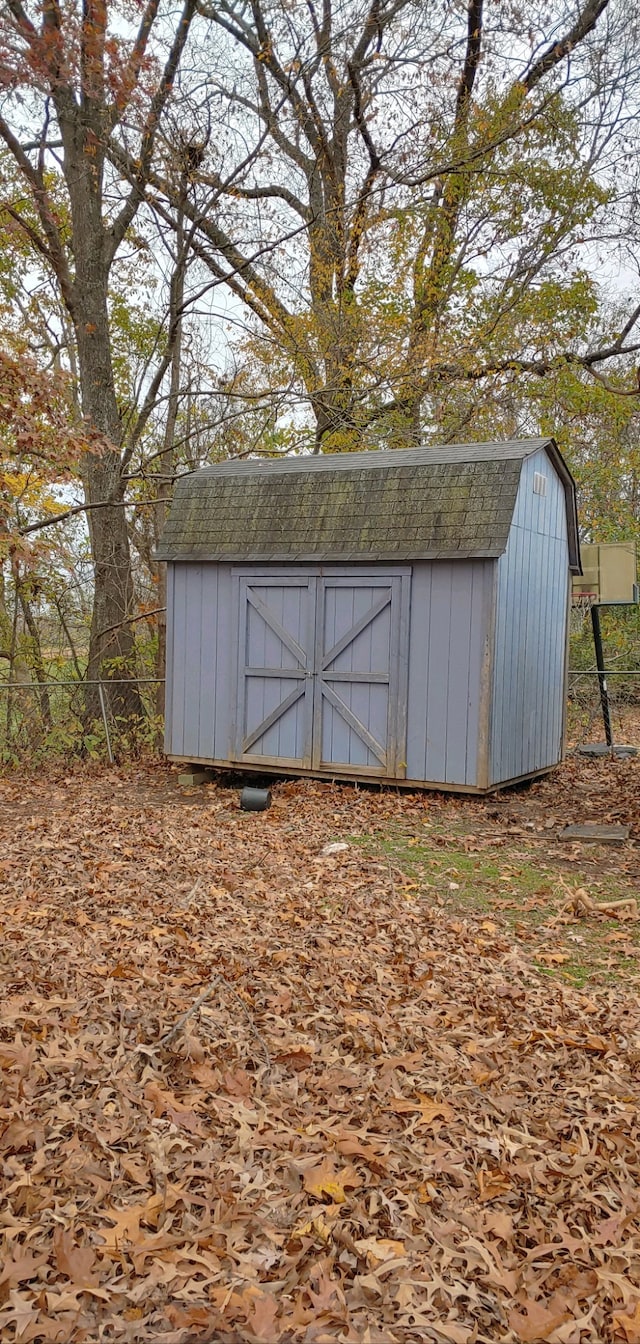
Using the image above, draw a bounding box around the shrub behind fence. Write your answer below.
[0,678,164,763]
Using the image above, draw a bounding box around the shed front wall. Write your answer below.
[489,448,570,785]
[166,559,492,788]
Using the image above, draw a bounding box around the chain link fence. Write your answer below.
[566,669,640,749]
[0,678,164,763]
[567,598,640,746]
[0,673,637,765]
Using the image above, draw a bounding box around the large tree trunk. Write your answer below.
[81,449,141,720]
[151,190,186,735]
[42,67,145,725]
[68,144,142,723]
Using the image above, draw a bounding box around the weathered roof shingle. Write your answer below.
[157,438,580,569]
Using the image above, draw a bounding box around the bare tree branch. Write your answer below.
[112,0,162,123]
[18,497,172,537]
[108,0,197,259]
[0,115,75,312]
[521,0,611,93]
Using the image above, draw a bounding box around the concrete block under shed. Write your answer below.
[178,769,212,786]
[558,823,630,844]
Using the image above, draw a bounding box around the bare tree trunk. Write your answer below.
[15,570,52,730]
[80,446,140,719]
[69,185,142,723]
[0,560,11,662]
[53,595,84,682]
[154,190,186,731]
[2,575,35,752]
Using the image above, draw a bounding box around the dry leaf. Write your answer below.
[389,1095,455,1125]
[96,1203,147,1252]
[302,1158,361,1203]
[354,1237,406,1265]
[0,1251,50,1286]
[509,1298,571,1341]
[52,1230,98,1288]
[274,1047,314,1071]
[245,1293,280,1339]
[164,1304,211,1329]
[613,1301,640,1344]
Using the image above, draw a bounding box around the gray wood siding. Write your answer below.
[164,561,175,755]
[490,449,569,784]
[166,563,410,776]
[405,560,493,787]
[164,562,232,762]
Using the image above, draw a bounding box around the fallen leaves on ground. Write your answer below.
[0,759,638,1343]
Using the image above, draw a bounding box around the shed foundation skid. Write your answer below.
[167,753,557,795]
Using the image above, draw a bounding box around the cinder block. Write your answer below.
[178,770,210,786]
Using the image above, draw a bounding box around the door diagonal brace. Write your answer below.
[321,590,391,671]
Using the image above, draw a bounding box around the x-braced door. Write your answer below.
[233,576,315,767]
[313,575,408,777]
[233,571,409,775]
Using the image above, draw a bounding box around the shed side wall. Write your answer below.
[405,560,494,787]
[490,449,569,785]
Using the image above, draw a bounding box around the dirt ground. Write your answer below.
[0,754,639,1344]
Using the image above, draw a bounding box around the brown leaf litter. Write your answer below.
[0,759,638,1343]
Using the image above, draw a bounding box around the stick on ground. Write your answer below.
[158,974,272,1075]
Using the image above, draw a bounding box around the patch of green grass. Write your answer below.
[351,824,640,988]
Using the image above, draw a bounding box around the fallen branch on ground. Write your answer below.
[158,973,271,1074]
[159,977,222,1049]
[554,879,638,922]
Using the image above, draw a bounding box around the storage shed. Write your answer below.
[157,438,581,791]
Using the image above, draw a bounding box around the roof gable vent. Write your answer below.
[533,471,547,496]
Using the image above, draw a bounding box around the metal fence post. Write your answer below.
[98,681,114,764]
[590,605,613,747]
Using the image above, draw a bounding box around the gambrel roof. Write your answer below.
[157,438,581,571]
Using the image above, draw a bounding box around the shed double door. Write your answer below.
[233,570,409,776]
